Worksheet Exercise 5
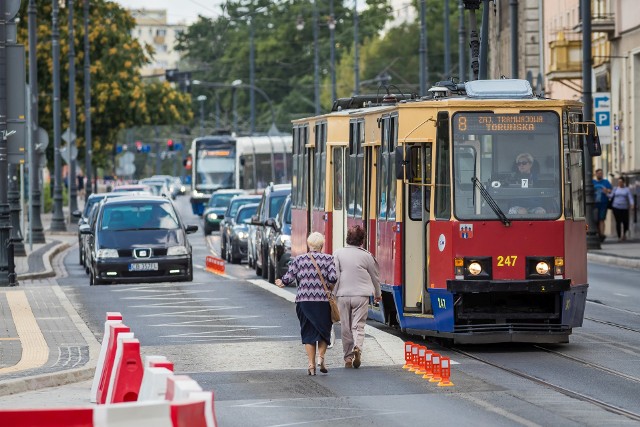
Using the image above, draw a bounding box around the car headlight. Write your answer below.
[167,246,189,256]
[467,261,482,276]
[97,249,119,258]
[207,213,218,221]
[535,261,550,275]
[237,231,248,240]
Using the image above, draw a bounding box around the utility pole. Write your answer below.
[0,0,12,285]
[313,0,320,115]
[353,0,360,95]
[328,0,336,103]
[249,17,255,133]
[510,0,518,78]
[419,0,427,95]
[582,0,599,250]
[479,0,490,79]
[83,0,92,198]
[68,0,78,214]
[467,0,480,81]
[28,0,45,243]
[51,0,67,231]
[458,1,466,81]
[444,0,451,79]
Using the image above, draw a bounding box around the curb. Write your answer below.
[588,252,640,270]
[0,366,95,398]
[17,241,71,281]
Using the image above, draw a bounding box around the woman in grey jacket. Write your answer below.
[333,225,381,368]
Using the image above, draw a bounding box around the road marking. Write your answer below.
[0,291,49,374]
[139,307,242,317]
[149,316,261,326]
[613,293,629,297]
[0,337,20,341]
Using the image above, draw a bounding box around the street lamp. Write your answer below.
[296,4,321,115]
[196,95,207,137]
[232,79,242,134]
[328,1,336,103]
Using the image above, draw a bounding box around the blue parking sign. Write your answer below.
[596,111,610,127]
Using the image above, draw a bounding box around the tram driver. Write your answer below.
[508,152,547,215]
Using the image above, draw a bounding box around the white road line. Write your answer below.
[139,307,242,317]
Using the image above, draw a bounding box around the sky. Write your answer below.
[113,0,223,24]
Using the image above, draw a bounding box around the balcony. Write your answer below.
[547,32,582,82]
[591,13,615,35]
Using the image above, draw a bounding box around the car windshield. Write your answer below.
[236,205,257,224]
[228,198,259,218]
[269,194,288,217]
[100,202,180,231]
[284,202,291,224]
[83,197,103,217]
[208,193,239,208]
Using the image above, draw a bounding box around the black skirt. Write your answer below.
[296,301,332,345]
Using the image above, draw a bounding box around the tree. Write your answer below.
[17,1,193,170]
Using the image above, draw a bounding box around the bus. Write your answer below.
[291,79,602,344]
[189,132,292,215]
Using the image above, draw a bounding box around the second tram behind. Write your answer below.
[290,79,601,344]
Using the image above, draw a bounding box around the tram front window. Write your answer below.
[196,149,235,190]
[452,111,562,220]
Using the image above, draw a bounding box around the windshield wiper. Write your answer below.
[472,177,511,227]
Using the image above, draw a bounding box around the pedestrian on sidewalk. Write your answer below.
[333,225,381,369]
[609,177,635,241]
[593,168,612,241]
[275,232,337,376]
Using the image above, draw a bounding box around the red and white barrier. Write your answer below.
[165,375,203,401]
[0,408,93,427]
[91,312,123,403]
[170,399,207,427]
[189,391,218,427]
[97,324,131,404]
[138,367,174,402]
[93,401,172,427]
[108,338,144,403]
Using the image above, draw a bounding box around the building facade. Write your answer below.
[129,9,186,78]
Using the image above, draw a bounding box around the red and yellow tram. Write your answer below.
[290,79,601,344]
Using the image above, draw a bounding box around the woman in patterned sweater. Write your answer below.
[276,232,337,375]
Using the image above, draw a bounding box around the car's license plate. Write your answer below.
[129,263,158,272]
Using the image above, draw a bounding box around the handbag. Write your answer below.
[309,254,340,323]
[608,192,616,210]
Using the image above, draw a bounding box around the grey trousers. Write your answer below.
[337,296,369,362]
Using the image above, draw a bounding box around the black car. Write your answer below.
[81,196,198,285]
[266,194,292,284]
[226,203,259,264]
[252,183,291,278]
[72,192,129,266]
[220,194,261,260]
[203,189,247,234]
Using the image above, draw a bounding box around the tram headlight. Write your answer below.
[535,261,550,275]
[468,262,483,276]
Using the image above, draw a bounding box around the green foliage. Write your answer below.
[16,1,193,174]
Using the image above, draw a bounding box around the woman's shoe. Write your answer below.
[308,364,316,376]
[318,356,328,374]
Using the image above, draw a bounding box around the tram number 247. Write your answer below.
[497,255,518,267]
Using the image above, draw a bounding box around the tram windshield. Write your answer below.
[195,141,235,191]
[452,111,561,220]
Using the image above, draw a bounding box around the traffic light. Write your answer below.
[167,139,174,151]
[135,141,142,153]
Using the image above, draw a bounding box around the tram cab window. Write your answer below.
[452,111,562,220]
[408,145,432,221]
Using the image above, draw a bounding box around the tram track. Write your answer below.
[450,347,640,422]
[584,316,640,334]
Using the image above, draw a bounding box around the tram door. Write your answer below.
[403,144,432,313]
[332,146,347,249]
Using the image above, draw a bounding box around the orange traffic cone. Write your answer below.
[429,353,442,383]
[438,356,454,387]
[422,350,434,380]
[402,342,414,369]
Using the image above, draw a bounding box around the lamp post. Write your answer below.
[328,1,336,103]
[296,8,320,115]
[67,0,78,215]
[354,0,360,95]
[197,95,207,137]
[83,0,92,198]
[28,0,46,243]
[51,0,67,232]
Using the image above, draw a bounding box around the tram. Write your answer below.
[291,79,601,344]
[189,132,292,215]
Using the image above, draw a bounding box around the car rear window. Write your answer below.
[209,193,240,208]
[236,205,258,224]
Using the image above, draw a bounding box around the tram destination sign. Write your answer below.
[454,112,557,134]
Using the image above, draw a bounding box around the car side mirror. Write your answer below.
[265,218,276,229]
[79,224,93,235]
[251,214,262,225]
[185,224,198,234]
[72,209,82,219]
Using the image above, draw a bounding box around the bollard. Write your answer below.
[422,350,434,380]
[7,239,18,286]
[408,344,420,372]
[429,353,443,383]
[414,346,427,375]
[438,356,454,387]
[402,342,414,369]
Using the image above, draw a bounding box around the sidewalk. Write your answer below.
[587,235,640,270]
[0,208,101,397]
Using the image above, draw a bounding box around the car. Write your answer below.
[220,194,262,259]
[139,178,171,198]
[252,183,291,278]
[150,175,182,199]
[112,184,152,194]
[226,203,259,264]
[202,189,246,234]
[81,196,198,285]
[72,192,131,266]
[266,194,292,284]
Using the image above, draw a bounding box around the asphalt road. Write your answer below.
[55,195,640,426]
